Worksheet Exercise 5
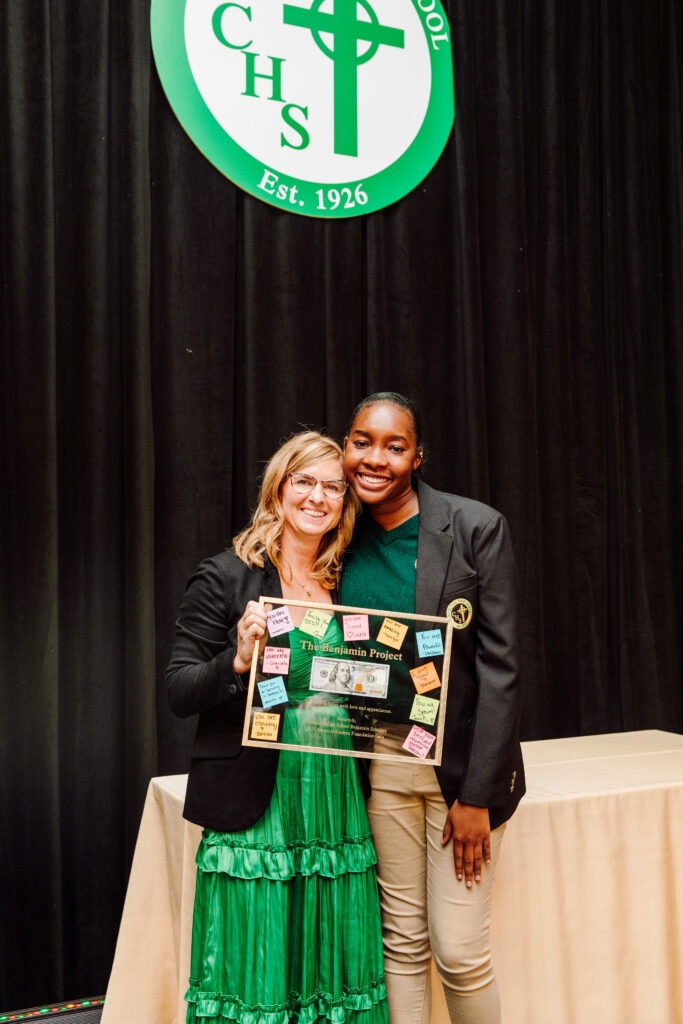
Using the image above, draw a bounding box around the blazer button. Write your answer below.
[229,684,237,695]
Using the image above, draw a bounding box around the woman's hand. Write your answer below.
[441,800,491,887]
[233,601,270,674]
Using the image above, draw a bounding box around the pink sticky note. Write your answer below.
[343,614,370,642]
[402,725,437,759]
[267,606,295,637]
[262,646,291,675]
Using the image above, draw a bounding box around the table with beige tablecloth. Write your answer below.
[101,730,683,1024]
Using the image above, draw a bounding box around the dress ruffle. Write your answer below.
[185,977,387,1024]
[196,833,378,880]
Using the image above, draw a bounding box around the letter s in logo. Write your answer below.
[281,103,310,150]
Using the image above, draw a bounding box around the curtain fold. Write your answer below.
[1,0,681,1009]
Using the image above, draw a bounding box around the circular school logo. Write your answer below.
[150,0,454,217]
[446,597,472,630]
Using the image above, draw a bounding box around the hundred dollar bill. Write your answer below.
[309,656,390,698]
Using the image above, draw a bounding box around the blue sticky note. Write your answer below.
[258,676,289,707]
[416,629,444,658]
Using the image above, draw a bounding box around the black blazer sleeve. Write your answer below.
[456,511,522,809]
[166,555,249,719]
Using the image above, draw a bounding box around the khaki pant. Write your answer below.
[367,756,505,1024]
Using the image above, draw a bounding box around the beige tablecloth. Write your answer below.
[102,731,683,1024]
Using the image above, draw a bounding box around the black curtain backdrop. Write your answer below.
[1,0,681,1009]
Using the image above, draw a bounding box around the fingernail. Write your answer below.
[457,873,462,880]
[466,881,472,888]
[475,874,481,881]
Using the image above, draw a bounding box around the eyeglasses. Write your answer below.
[288,473,347,499]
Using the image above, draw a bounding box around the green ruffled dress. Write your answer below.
[185,619,388,1024]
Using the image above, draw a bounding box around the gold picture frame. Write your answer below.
[241,597,454,765]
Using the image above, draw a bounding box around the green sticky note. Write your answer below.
[299,607,333,639]
[409,693,440,726]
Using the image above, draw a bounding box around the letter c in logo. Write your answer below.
[212,3,252,50]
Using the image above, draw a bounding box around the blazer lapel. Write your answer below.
[415,479,453,616]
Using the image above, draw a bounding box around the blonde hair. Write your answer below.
[233,431,360,589]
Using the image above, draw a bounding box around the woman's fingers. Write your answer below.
[453,840,481,887]
[442,801,491,886]
[454,840,463,881]
[234,602,269,673]
[238,601,268,641]
[472,842,483,884]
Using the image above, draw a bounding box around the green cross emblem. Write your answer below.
[283,0,405,157]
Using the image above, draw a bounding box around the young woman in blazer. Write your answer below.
[341,394,525,1024]
[167,431,387,1024]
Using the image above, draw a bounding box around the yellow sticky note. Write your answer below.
[299,607,333,639]
[376,617,409,650]
[250,712,280,741]
[409,661,441,694]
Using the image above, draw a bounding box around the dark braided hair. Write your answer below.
[346,392,423,448]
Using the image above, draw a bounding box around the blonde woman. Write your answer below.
[166,431,387,1024]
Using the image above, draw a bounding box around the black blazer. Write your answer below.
[166,553,286,832]
[414,479,525,828]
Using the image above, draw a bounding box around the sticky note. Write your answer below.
[299,607,333,639]
[257,676,288,707]
[409,661,441,694]
[262,646,290,675]
[250,711,281,741]
[402,724,436,759]
[376,617,409,650]
[416,629,444,658]
[343,614,370,641]
[267,605,295,637]
[410,693,440,727]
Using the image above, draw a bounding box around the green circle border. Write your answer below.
[151,0,454,218]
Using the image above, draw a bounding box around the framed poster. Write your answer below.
[242,597,454,764]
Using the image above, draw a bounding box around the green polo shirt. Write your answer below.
[341,512,419,613]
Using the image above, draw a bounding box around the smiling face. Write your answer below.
[344,402,422,514]
[279,456,346,545]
